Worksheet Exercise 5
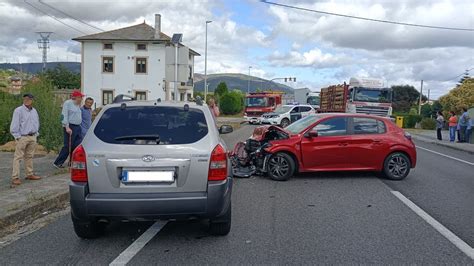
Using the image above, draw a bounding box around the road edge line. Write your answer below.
[109,221,168,266]
[391,191,474,260]
[416,146,474,166]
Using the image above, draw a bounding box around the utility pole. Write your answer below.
[36,32,53,72]
[418,80,423,115]
[427,89,430,103]
[247,66,252,94]
[204,21,212,102]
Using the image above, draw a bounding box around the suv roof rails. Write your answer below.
[113,94,136,104]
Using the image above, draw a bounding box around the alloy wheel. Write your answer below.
[268,155,290,178]
[387,155,408,178]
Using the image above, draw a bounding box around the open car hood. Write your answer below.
[250,125,289,141]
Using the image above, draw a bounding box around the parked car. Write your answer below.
[231,113,416,181]
[260,104,315,127]
[70,100,234,238]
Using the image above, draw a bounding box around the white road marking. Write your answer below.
[416,146,474,166]
[109,221,167,266]
[391,191,474,260]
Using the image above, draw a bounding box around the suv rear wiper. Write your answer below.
[114,134,160,142]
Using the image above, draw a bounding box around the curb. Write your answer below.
[0,190,69,238]
[411,135,474,155]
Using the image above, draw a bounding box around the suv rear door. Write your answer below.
[84,104,217,194]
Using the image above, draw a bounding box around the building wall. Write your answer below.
[82,41,166,106]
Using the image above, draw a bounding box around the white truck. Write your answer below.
[293,88,320,110]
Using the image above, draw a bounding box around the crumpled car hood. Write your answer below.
[250,125,289,141]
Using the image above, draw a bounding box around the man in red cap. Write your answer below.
[53,90,84,168]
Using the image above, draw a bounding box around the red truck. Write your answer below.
[244,92,283,124]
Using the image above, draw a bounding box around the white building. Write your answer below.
[73,14,199,106]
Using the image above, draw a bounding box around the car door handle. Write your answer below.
[373,140,383,145]
[338,142,348,146]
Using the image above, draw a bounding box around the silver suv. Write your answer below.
[69,100,233,238]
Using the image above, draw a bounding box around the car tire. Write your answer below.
[383,152,411,180]
[280,118,290,128]
[267,152,295,181]
[209,204,231,236]
[71,214,105,239]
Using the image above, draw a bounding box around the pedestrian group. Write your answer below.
[10,91,94,188]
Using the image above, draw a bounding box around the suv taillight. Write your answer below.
[208,144,227,181]
[71,145,88,182]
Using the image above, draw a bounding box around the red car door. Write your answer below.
[346,117,390,170]
[300,116,354,171]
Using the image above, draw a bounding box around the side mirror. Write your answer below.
[219,125,233,134]
[304,131,318,138]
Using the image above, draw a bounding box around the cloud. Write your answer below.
[267,48,350,68]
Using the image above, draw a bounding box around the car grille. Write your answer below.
[246,112,261,117]
[355,106,389,116]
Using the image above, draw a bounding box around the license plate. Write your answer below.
[122,171,174,183]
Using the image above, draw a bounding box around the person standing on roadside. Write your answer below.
[53,90,84,168]
[436,111,444,141]
[466,114,473,144]
[458,107,470,143]
[208,98,220,117]
[10,93,41,187]
[448,111,457,142]
[80,97,94,141]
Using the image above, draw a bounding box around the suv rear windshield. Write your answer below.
[94,106,208,145]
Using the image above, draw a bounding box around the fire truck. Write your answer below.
[244,91,284,124]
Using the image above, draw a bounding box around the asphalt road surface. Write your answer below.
[0,124,472,264]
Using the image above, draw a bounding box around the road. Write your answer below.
[0,124,472,264]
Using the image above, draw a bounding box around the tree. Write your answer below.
[420,104,432,118]
[391,85,427,113]
[439,78,474,113]
[214,82,228,98]
[41,64,80,90]
[220,90,244,115]
[457,71,470,87]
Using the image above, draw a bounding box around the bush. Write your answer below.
[420,118,436,130]
[220,90,244,115]
[23,79,63,152]
[403,114,422,128]
[0,92,22,144]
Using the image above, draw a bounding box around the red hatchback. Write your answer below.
[232,113,416,181]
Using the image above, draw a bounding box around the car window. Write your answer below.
[314,117,347,136]
[285,114,329,134]
[94,106,208,145]
[377,120,387,133]
[352,117,386,134]
[291,107,299,113]
[301,106,312,112]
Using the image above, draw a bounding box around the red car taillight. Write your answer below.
[71,145,88,182]
[208,144,227,181]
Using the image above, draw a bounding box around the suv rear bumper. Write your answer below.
[70,178,232,221]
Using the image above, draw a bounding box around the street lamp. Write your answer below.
[204,20,212,102]
[247,66,252,94]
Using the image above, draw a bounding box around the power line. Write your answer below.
[38,0,104,32]
[23,0,88,35]
[444,67,473,82]
[261,0,474,32]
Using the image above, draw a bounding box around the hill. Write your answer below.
[0,62,81,74]
[194,73,294,94]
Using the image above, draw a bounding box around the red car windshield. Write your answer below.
[285,114,328,134]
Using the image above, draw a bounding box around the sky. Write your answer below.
[0,0,473,99]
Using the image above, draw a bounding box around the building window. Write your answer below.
[136,43,147,51]
[103,43,113,50]
[135,91,147,100]
[102,90,114,105]
[102,57,114,73]
[135,57,147,74]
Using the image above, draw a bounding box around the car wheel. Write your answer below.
[383,152,411,180]
[71,214,105,239]
[280,118,290,128]
[267,152,295,181]
[209,204,231,236]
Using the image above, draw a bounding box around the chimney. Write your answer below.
[154,14,161,39]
